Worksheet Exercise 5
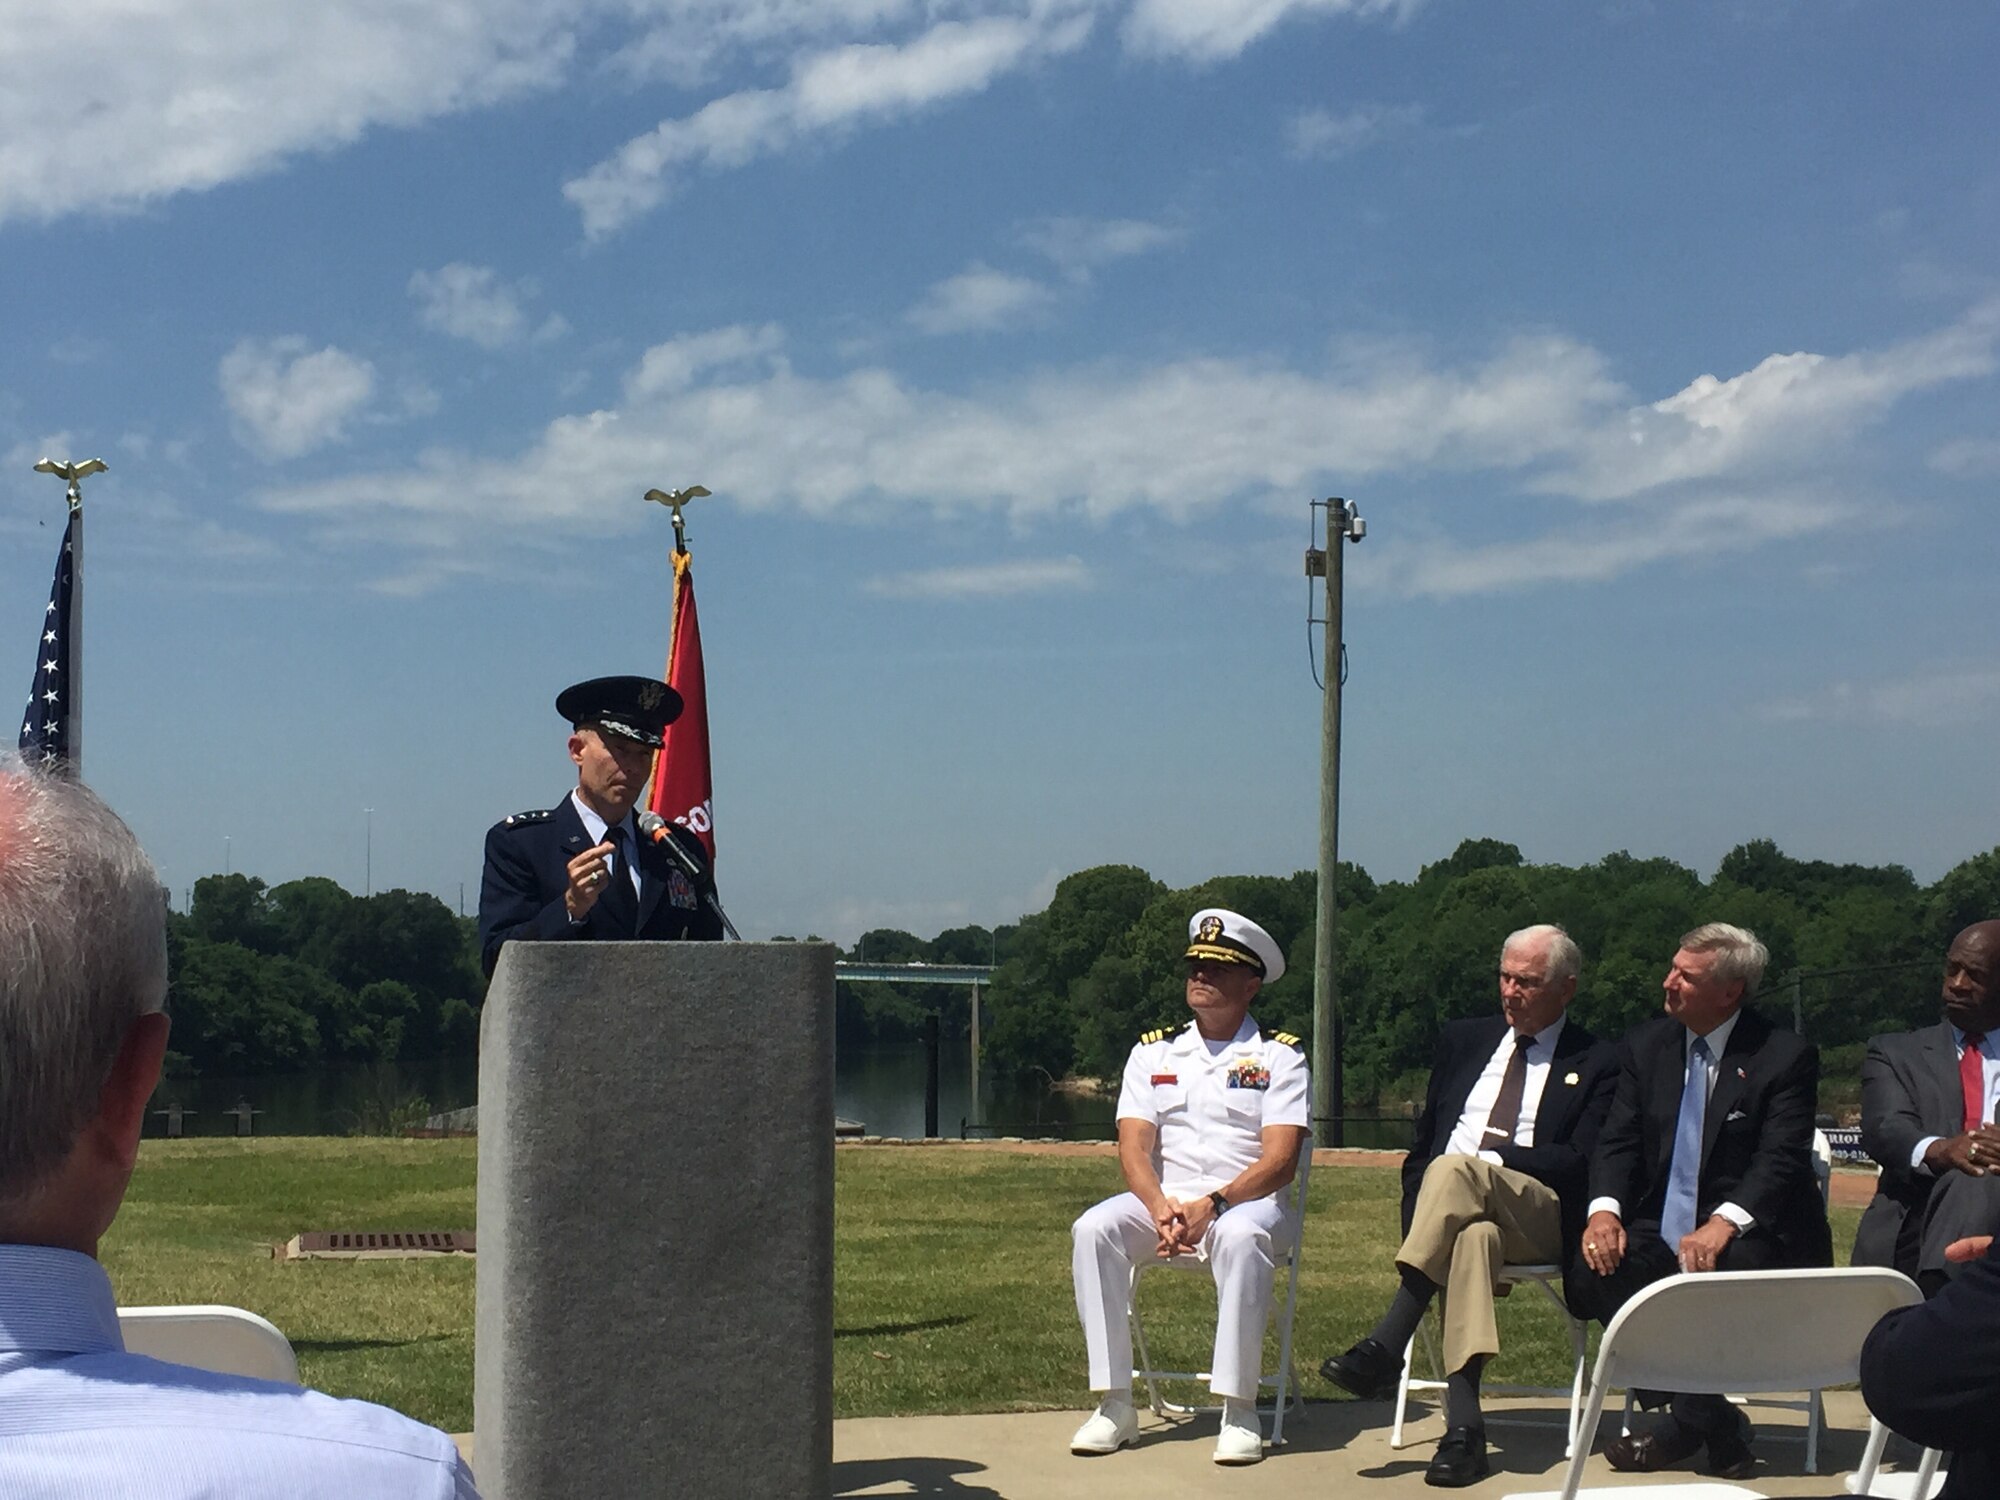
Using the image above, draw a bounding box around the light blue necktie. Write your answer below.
[1661,1036,1711,1246]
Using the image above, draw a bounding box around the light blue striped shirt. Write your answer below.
[0,1244,479,1499]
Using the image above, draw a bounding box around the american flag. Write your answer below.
[19,511,75,771]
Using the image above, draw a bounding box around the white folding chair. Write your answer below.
[117,1305,301,1384]
[1392,1261,1591,1456]
[1499,1266,1922,1500]
[1614,1128,1844,1471]
[1845,1417,1946,1498]
[1130,1138,1312,1447]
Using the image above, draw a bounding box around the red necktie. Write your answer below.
[1962,1033,1986,1135]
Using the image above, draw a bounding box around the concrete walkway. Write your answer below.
[832,1391,1908,1497]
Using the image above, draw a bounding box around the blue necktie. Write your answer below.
[1662,1036,1711,1246]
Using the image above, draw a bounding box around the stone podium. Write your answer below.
[475,941,836,1499]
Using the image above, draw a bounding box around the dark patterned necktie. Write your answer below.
[1483,1033,1536,1147]
[601,825,638,934]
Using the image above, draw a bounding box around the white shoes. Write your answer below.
[1069,1393,1139,1455]
[1214,1397,1265,1465]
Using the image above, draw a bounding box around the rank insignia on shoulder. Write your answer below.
[1270,1031,1303,1049]
[1140,1028,1169,1044]
[502,808,553,827]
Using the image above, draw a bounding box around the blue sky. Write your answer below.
[3,0,1996,943]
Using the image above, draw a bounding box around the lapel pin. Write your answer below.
[1564,1071,1580,1085]
[1735,1066,1747,1080]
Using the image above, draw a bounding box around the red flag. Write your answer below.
[648,548,716,860]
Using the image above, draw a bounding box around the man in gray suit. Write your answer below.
[1854,920,2000,1293]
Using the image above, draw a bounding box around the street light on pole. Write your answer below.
[365,808,374,897]
[1305,497,1365,1146]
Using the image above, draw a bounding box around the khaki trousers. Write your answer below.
[1396,1154,1562,1375]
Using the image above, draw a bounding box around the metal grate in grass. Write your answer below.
[276,1230,476,1260]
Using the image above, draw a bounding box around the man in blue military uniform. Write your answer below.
[478,676,722,978]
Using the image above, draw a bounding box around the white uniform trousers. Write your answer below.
[1072,1190,1291,1401]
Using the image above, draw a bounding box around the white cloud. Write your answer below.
[218,337,377,460]
[11,1,1427,233]
[1547,298,2000,501]
[563,9,1095,238]
[1121,0,1419,61]
[1759,669,2000,729]
[1019,216,1182,280]
[624,323,787,398]
[1287,102,1424,159]
[247,304,1998,596]
[0,0,577,225]
[1930,437,2000,477]
[409,263,560,349]
[865,556,1090,598]
[906,265,1057,334]
[1376,493,1860,600]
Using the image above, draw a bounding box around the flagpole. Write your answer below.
[68,489,81,776]
[643,483,708,779]
[32,457,105,777]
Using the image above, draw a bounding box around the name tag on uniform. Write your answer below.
[1151,1073,1178,1085]
[1225,1059,1270,1090]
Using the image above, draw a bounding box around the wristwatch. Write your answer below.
[1208,1190,1229,1216]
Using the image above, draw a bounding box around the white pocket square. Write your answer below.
[1725,1109,1749,1122]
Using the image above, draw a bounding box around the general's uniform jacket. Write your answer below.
[1116,1017,1310,1197]
[476,794,721,977]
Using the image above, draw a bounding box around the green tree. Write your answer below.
[187,874,276,952]
[1927,848,2000,949]
[169,938,320,1073]
[265,876,354,969]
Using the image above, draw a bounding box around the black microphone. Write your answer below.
[638,811,739,941]
[636,811,707,882]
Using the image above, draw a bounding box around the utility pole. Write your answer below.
[1305,498,1365,1145]
[365,807,374,896]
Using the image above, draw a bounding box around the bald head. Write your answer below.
[1942,922,2000,1036]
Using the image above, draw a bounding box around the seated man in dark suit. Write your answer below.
[1320,925,1617,1488]
[1860,1231,2000,1498]
[1853,920,2000,1294]
[1572,922,1831,1480]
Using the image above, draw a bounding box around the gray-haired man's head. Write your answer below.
[0,760,168,1220]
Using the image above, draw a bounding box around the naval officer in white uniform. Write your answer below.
[1069,908,1310,1465]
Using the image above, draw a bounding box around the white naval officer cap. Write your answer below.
[1184,908,1284,985]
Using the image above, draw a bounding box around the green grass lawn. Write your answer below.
[104,1141,1865,1434]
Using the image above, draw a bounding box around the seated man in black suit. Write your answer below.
[1572,922,1831,1480]
[1853,920,2000,1294]
[1861,1232,2000,1498]
[1320,924,1616,1488]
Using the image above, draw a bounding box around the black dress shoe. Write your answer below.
[1603,1417,1704,1473]
[1319,1337,1399,1400]
[1706,1414,1757,1480]
[1424,1426,1489,1488]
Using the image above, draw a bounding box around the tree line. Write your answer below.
[839,838,2000,1111]
[164,839,2000,1104]
[166,874,482,1077]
